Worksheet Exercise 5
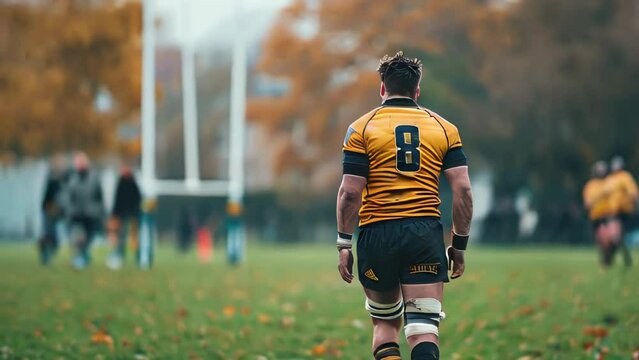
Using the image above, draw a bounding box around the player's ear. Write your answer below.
[415,86,421,100]
[380,82,386,98]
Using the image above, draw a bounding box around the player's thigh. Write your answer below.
[401,282,444,302]
[364,286,402,304]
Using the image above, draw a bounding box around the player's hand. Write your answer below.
[447,246,465,279]
[337,248,354,283]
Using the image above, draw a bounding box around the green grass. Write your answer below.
[1,243,638,359]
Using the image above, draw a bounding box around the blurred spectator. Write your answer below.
[66,152,104,269]
[38,155,67,265]
[177,207,197,252]
[607,156,638,267]
[583,161,621,267]
[106,164,142,270]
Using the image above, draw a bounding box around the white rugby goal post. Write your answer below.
[140,0,247,263]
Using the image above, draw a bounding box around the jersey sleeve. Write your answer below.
[342,126,369,177]
[442,125,467,170]
[448,124,463,149]
[623,172,639,198]
[343,126,366,154]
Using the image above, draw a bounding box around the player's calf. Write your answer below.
[366,298,404,358]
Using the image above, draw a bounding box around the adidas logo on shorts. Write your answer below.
[364,268,379,281]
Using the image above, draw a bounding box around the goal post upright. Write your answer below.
[141,0,157,197]
[181,0,201,190]
[140,0,247,265]
[226,0,247,265]
[139,0,157,269]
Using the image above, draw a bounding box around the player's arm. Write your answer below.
[625,174,639,201]
[444,165,473,279]
[445,166,473,236]
[337,125,369,283]
[337,174,367,239]
[336,174,367,283]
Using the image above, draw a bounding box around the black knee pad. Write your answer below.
[411,341,439,360]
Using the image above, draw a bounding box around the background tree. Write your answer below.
[251,0,639,243]
[248,0,484,196]
[0,0,143,158]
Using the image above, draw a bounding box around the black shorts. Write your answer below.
[618,213,637,231]
[356,217,449,292]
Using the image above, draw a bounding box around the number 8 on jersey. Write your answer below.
[395,125,420,172]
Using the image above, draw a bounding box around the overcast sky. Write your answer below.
[155,0,291,47]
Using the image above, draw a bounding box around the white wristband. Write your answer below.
[336,233,353,249]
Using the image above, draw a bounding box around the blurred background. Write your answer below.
[1,0,638,246]
[2,1,639,359]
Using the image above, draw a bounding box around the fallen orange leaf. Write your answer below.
[223,305,236,318]
[583,342,594,351]
[33,329,42,338]
[241,306,251,316]
[516,306,535,317]
[311,344,327,356]
[257,313,271,324]
[176,308,189,318]
[281,316,295,328]
[583,326,608,338]
[91,330,114,347]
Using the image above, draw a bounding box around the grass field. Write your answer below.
[1,243,638,360]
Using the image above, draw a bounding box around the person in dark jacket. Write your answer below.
[107,164,142,270]
[66,152,104,269]
[39,156,67,265]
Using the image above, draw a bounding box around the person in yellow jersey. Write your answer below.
[583,161,621,267]
[607,156,638,267]
[335,52,473,360]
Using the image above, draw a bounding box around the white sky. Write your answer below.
[155,0,291,47]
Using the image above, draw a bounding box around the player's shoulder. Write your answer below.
[420,107,459,133]
[347,107,383,133]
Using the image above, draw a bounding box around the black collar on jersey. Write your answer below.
[382,97,419,107]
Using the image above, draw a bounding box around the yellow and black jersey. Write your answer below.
[342,97,467,226]
[607,170,639,215]
[583,178,615,221]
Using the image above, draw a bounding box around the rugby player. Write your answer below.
[607,156,638,267]
[335,52,473,360]
[583,161,621,267]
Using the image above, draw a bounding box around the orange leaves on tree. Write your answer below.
[0,1,146,157]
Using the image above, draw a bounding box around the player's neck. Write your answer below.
[384,95,415,101]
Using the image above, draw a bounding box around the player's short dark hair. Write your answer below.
[377,51,422,98]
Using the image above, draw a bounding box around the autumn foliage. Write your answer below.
[249,0,484,193]
[251,0,639,207]
[0,0,143,157]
